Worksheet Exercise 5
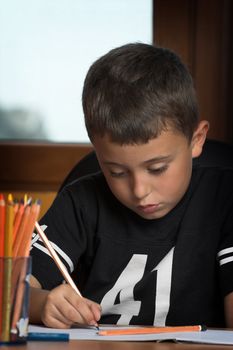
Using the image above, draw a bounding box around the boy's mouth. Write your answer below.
[137,204,159,214]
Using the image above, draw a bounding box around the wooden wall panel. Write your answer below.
[154,0,233,143]
[0,142,93,191]
[194,0,232,142]
[154,0,195,71]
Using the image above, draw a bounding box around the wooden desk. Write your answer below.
[2,340,232,350]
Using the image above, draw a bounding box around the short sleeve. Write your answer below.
[30,184,91,290]
[217,192,233,297]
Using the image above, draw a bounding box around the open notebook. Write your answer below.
[28,325,233,345]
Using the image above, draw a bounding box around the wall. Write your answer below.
[154,0,233,143]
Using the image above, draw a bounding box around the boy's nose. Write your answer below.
[131,176,151,200]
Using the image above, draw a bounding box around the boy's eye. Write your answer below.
[110,171,126,178]
[148,165,168,175]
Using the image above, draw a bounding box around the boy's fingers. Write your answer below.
[71,297,100,325]
[86,299,102,321]
[43,316,71,329]
[42,304,73,329]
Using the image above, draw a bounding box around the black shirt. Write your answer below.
[30,161,233,327]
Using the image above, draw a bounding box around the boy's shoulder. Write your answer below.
[193,139,233,170]
[60,171,115,205]
[62,170,108,194]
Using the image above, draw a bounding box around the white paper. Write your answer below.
[28,325,233,344]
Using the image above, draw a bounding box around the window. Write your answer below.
[0,0,152,142]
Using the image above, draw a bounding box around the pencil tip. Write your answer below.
[8,193,13,202]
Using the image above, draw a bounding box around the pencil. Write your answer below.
[34,222,100,329]
[34,221,81,296]
[98,325,206,336]
[0,194,5,335]
[11,202,40,337]
[17,201,41,257]
[12,201,25,245]
[1,194,14,341]
[12,204,30,257]
[4,194,14,257]
[27,332,69,341]
[0,193,5,256]
[10,258,30,339]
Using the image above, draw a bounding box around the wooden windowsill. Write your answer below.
[0,141,93,191]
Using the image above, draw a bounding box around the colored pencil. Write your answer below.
[1,195,14,341]
[12,201,25,245]
[34,221,82,296]
[12,205,30,257]
[98,325,206,336]
[10,258,30,338]
[17,201,40,257]
[10,202,40,337]
[27,332,69,341]
[1,194,41,342]
[4,194,14,257]
[0,194,5,335]
[0,193,5,256]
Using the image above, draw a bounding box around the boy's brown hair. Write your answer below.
[82,43,199,144]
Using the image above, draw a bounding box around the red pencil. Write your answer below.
[0,194,5,337]
[0,193,5,256]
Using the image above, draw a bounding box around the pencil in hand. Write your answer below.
[34,222,100,329]
[34,221,81,296]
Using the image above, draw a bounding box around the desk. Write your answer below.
[1,340,233,350]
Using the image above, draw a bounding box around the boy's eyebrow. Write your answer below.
[143,155,173,164]
[103,155,172,167]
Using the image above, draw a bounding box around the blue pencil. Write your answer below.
[27,332,69,342]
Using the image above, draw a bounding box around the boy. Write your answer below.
[29,43,233,329]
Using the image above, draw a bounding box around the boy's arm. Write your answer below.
[224,292,233,327]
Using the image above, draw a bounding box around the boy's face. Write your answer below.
[93,128,204,220]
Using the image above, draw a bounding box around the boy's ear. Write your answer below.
[191,120,209,158]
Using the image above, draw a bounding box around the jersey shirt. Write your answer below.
[30,162,233,327]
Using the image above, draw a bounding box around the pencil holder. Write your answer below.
[0,256,32,344]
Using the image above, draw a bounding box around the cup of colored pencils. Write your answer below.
[0,193,41,344]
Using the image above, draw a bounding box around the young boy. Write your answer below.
[29,43,233,329]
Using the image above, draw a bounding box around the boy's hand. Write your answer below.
[41,284,101,328]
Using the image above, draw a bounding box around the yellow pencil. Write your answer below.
[4,194,14,257]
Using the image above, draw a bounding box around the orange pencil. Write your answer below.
[11,200,40,338]
[17,201,41,257]
[12,205,30,258]
[13,201,19,216]
[13,201,24,244]
[10,258,31,338]
[98,325,206,336]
